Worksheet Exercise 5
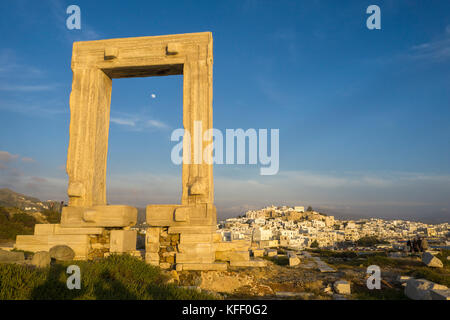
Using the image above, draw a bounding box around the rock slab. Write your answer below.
[405,279,448,300]
[334,280,351,295]
[49,245,75,261]
[422,252,443,268]
[0,249,25,263]
[31,251,51,268]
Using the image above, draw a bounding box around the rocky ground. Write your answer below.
[171,249,450,300]
[2,244,448,300]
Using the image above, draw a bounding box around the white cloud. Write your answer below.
[409,26,450,62]
[110,118,136,126]
[0,49,57,99]
[109,111,168,131]
[0,49,44,78]
[146,119,168,129]
[0,151,19,162]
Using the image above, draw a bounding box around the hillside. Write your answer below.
[0,189,62,242]
[0,188,62,212]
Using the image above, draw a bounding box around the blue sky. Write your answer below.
[0,0,449,222]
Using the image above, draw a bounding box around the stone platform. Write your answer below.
[15,205,138,260]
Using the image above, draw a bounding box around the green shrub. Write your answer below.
[0,254,215,300]
[0,206,61,240]
[436,249,450,268]
[262,255,289,266]
[40,209,60,224]
[310,240,319,248]
[408,267,450,287]
[352,283,408,300]
[310,249,358,259]
[0,207,36,240]
[361,254,423,268]
[356,236,389,247]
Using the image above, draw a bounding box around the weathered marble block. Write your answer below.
[15,234,90,260]
[110,230,137,253]
[61,205,137,228]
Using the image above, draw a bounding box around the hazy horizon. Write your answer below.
[1,1,449,225]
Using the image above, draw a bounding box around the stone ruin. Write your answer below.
[14,32,266,271]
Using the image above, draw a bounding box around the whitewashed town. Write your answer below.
[215,205,449,250]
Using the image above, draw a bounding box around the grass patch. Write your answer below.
[362,255,421,268]
[316,249,424,269]
[0,206,60,241]
[0,207,37,240]
[352,283,408,300]
[436,249,450,268]
[356,236,389,247]
[10,248,35,259]
[40,209,61,224]
[407,267,450,287]
[310,249,358,259]
[0,254,215,300]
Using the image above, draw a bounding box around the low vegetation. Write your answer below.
[436,249,450,268]
[408,266,450,287]
[0,254,215,300]
[0,206,61,241]
[352,283,408,300]
[310,240,319,248]
[263,255,289,266]
[356,236,389,247]
[313,248,450,288]
[310,249,358,259]
[40,209,61,224]
[0,206,37,240]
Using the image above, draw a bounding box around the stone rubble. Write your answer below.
[421,252,444,268]
[404,278,448,300]
[333,280,351,295]
[31,251,51,268]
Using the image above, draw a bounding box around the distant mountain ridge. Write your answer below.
[0,189,64,242]
[0,188,62,212]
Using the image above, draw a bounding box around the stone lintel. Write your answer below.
[61,205,137,228]
[146,204,216,227]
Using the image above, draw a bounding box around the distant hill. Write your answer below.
[0,189,149,242]
[0,188,62,212]
[0,189,63,242]
[0,188,40,207]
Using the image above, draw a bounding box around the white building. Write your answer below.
[252,228,272,241]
